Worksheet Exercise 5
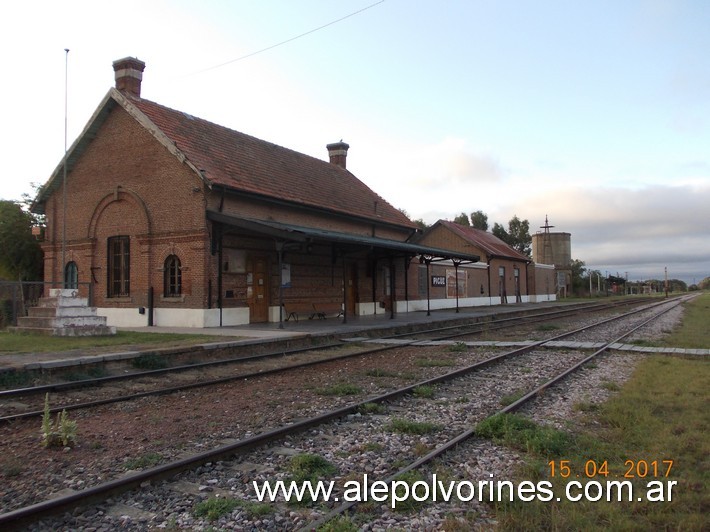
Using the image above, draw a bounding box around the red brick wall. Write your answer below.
[417,224,529,298]
[42,104,209,309]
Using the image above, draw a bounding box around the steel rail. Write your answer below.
[0,297,654,401]
[303,297,685,530]
[383,298,647,341]
[0,341,345,399]
[0,298,683,528]
[0,302,684,529]
[0,297,678,424]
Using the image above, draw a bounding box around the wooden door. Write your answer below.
[247,256,269,322]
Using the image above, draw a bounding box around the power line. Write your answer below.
[194,1,385,75]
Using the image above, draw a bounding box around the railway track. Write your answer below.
[0,297,663,423]
[0,296,687,529]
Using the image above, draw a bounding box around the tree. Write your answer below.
[492,222,507,242]
[470,210,488,231]
[0,200,43,281]
[570,258,587,295]
[507,215,531,257]
[453,212,470,226]
[492,215,532,257]
[413,218,430,231]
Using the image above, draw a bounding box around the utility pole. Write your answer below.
[61,48,69,287]
[664,267,669,298]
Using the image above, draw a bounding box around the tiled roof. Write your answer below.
[129,97,416,229]
[438,220,530,261]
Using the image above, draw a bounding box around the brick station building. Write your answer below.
[33,57,487,328]
[415,220,556,309]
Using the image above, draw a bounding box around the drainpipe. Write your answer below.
[277,242,284,329]
[147,286,154,326]
[389,257,395,319]
[487,258,492,306]
[342,254,348,324]
[453,259,460,313]
[404,255,410,313]
[217,225,223,327]
[371,258,377,316]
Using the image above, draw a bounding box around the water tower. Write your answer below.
[531,216,572,296]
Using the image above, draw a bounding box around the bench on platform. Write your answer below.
[282,304,299,322]
[282,302,344,322]
[309,303,344,320]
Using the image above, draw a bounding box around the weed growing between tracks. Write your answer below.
[388,418,440,435]
[416,357,456,367]
[41,393,77,448]
[316,383,363,396]
[481,356,709,530]
[193,496,240,522]
[286,454,338,507]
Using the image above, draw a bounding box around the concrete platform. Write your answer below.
[0,302,548,372]
[2,301,706,373]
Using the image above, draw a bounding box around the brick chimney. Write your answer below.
[112,57,146,98]
[326,141,349,169]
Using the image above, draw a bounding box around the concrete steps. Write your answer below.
[13,289,116,337]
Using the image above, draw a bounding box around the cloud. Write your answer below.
[408,137,506,187]
[494,183,710,282]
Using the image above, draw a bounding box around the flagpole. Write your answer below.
[61,48,69,287]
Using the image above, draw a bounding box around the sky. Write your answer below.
[2,0,709,285]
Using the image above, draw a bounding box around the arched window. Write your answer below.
[64,261,78,289]
[164,255,182,297]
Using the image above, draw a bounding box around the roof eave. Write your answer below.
[213,184,418,234]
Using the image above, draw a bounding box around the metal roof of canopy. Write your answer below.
[207,211,480,264]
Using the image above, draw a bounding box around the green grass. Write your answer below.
[364,368,398,378]
[236,499,273,518]
[391,470,431,512]
[447,341,468,353]
[286,454,338,506]
[317,515,358,531]
[123,452,162,470]
[358,402,385,414]
[193,496,239,522]
[316,382,362,396]
[412,385,436,399]
[415,357,456,367]
[660,292,710,348]
[499,389,527,407]
[388,417,440,435]
[0,330,228,354]
[484,356,709,531]
[289,453,337,480]
[476,413,573,456]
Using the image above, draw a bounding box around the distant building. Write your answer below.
[415,220,556,307]
[531,216,572,297]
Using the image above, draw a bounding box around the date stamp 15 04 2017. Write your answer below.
[548,459,674,479]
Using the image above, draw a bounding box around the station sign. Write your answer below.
[431,275,446,287]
